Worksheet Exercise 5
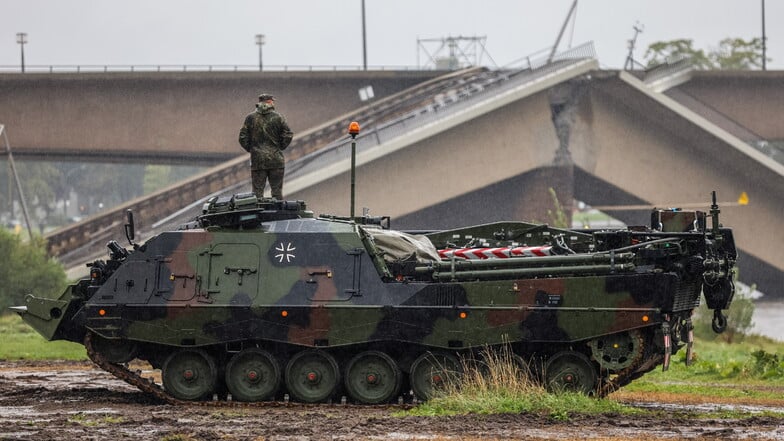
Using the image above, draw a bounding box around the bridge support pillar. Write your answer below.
[394,165,574,231]
[511,164,574,226]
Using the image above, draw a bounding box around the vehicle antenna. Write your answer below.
[348,121,361,219]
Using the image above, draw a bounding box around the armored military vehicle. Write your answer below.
[13,192,736,404]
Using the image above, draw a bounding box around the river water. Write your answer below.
[751,300,784,342]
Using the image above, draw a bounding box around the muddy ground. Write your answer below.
[1,361,783,441]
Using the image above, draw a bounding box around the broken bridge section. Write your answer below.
[287,63,782,294]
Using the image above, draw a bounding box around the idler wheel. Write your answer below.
[544,351,597,395]
[344,351,402,404]
[409,352,461,401]
[225,348,280,402]
[284,350,340,403]
[162,349,217,401]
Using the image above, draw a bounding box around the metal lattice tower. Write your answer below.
[417,36,496,70]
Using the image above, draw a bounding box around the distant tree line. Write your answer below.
[0,162,205,232]
[0,227,66,313]
[644,37,768,70]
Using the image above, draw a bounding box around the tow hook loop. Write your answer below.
[712,309,727,334]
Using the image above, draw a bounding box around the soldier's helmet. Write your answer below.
[258,93,275,101]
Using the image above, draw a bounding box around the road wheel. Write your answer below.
[409,352,461,401]
[284,350,340,403]
[344,351,402,404]
[544,351,597,395]
[225,348,280,402]
[162,349,217,401]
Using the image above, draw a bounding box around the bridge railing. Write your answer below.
[1,44,596,74]
[0,64,424,74]
[288,42,598,179]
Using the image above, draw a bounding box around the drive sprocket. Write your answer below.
[588,330,643,373]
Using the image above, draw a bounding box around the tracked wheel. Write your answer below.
[344,351,402,404]
[285,350,340,403]
[409,352,461,401]
[588,330,643,373]
[545,351,597,395]
[225,348,280,402]
[162,349,217,401]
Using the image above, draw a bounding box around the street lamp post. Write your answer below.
[255,34,266,71]
[16,32,27,73]
[762,0,767,71]
[361,0,367,70]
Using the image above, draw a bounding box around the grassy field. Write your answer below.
[0,313,86,360]
[617,334,784,402]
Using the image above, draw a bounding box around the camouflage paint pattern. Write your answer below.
[13,196,737,401]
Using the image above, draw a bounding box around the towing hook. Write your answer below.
[711,309,728,334]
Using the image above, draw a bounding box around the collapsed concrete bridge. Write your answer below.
[1,43,782,294]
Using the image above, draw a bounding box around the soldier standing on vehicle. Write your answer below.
[238,93,294,200]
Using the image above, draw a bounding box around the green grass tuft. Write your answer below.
[401,347,639,420]
[67,413,124,427]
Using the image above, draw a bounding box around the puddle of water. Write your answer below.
[376,434,437,440]
[752,300,784,341]
[66,408,122,415]
[0,406,36,418]
[631,401,784,414]
[0,431,39,439]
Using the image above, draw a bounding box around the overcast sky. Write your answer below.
[2,0,781,70]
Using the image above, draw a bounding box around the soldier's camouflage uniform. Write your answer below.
[238,102,293,200]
